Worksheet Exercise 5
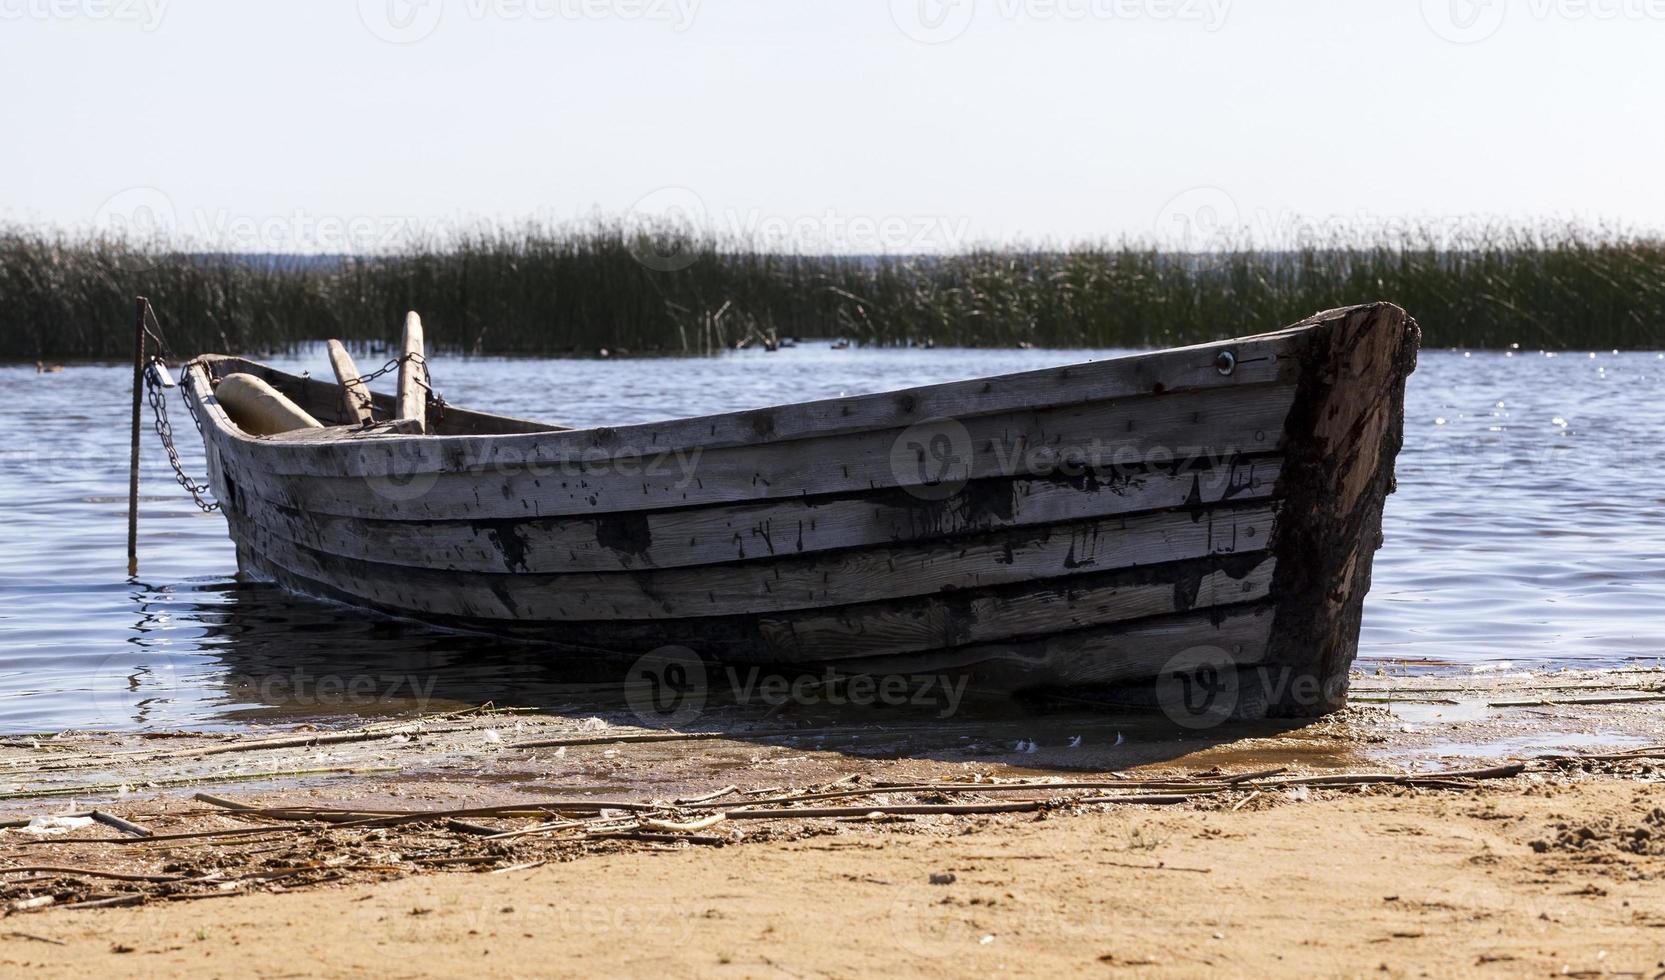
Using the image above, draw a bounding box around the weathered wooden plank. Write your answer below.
[1264,302,1420,715]
[217,382,1296,521]
[231,539,1274,667]
[396,312,426,433]
[263,419,423,443]
[757,554,1276,661]
[193,327,1304,479]
[823,602,1276,688]
[236,456,1282,574]
[326,340,375,425]
[230,503,1275,621]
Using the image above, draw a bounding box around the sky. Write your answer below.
[3,0,1662,253]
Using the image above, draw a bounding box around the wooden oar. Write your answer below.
[326,340,374,426]
[396,311,425,433]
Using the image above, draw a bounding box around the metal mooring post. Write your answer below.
[127,296,148,576]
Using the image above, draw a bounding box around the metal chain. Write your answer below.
[133,300,219,512]
[145,359,219,512]
[343,351,446,424]
[135,297,440,512]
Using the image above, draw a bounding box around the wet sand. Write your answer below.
[2,667,1662,977]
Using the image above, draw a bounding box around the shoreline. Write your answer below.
[6,666,1661,803]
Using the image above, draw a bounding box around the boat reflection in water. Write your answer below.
[121,578,645,729]
[108,576,1315,774]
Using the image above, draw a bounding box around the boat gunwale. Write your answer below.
[182,320,1320,469]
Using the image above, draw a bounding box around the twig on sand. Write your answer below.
[481,821,586,842]
[90,810,151,838]
[2,930,67,945]
[0,866,184,883]
[723,801,1043,819]
[1244,764,1525,788]
[1490,695,1665,708]
[0,766,394,801]
[193,793,662,827]
[1231,791,1263,812]
[58,894,146,911]
[1100,861,1211,874]
[22,825,298,847]
[639,814,727,834]
[589,831,726,847]
[509,731,726,750]
[164,891,242,902]
[673,785,740,805]
[1537,745,1665,762]
[685,779,1232,810]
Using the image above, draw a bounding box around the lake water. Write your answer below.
[2,345,1662,734]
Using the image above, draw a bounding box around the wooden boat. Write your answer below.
[180,302,1419,718]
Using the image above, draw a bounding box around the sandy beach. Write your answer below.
[2,667,1662,977]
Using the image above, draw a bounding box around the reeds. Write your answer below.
[3,223,1662,359]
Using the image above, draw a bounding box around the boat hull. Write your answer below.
[185,303,1419,717]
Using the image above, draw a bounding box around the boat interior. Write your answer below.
[192,354,563,438]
